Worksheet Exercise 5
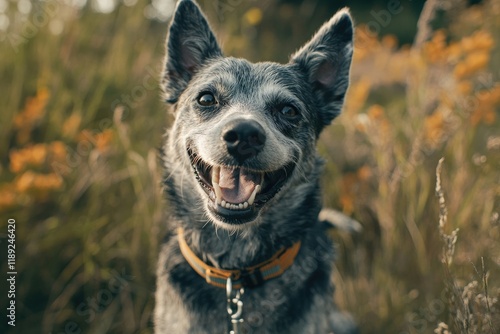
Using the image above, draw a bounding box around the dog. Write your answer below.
[155,1,358,333]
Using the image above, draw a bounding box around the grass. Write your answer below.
[0,0,499,333]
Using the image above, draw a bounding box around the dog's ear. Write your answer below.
[290,8,353,128]
[162,0,222,104]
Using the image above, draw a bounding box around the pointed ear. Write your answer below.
[290,8,354,128]
[162,0,222,104]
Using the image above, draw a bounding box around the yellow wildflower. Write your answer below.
[244,8,262,26]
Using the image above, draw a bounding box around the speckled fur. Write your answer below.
[155,1,358,333]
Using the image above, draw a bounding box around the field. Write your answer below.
[0,0,499,333]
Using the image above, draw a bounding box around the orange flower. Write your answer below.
[50,141,67,161]
[340,173,358,214]
[473,30,494,50]
[9,144,48,173]
[453,63,468,79]
[423,30,447,63]
[77,129,114,153]
[465,51,489,72]
[95,129,114,153]
[14,87,50,129]
[33,173,63,191]
[367,104,384,120]
[357,165,372,181]
[381,35,398,50]
[77,129,93,143]
[461,30,494,53]
[470,86,500,126]
[13,87,50,144]
[339,195,354,215]
[16,171,36,193]
[15,171,63,194]
[0,185,17,211]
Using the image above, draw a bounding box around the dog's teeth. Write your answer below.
[213,181,223,205]
[221,200,226,207]
[212,167,223,205]
[248,185,260,206]
[225,203,231,209]
[243,202,248,209]
[212,166,220,184]
[239,203,243,209]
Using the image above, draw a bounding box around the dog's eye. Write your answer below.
[197,92,216,106]
[280,105,298,118]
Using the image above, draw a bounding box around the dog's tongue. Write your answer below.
[218,167,260,204]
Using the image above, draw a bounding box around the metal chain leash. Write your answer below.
[226,277,244,334]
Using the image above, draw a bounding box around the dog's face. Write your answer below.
[163,0,353,230]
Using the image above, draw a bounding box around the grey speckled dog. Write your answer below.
[155,0,358,333]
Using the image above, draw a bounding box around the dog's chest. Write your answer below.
[164,259,326,333]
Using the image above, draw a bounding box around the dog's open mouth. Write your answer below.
[188,148,295,224]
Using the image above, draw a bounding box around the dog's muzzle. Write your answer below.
[187,119,296,225]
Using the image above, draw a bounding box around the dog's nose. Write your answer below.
[222,119,266,161]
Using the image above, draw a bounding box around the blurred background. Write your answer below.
[0,0,499,333]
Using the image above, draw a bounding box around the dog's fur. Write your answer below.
[155,1,357,333]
